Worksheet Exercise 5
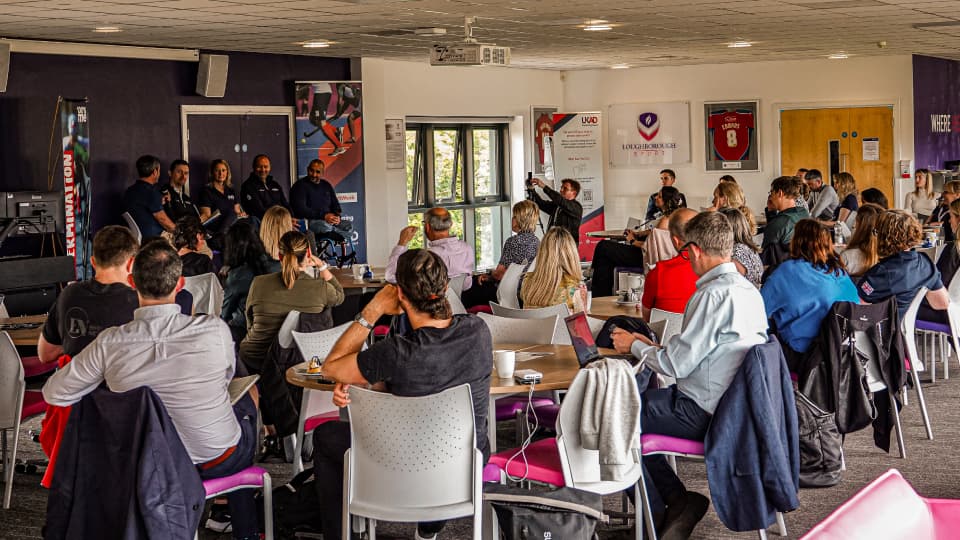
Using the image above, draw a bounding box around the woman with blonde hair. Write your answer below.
[198,159,246,243]
[464,200,540,307]
[840,203,884,276]
[832,172,859,226]
[906,168,937,221]
[240,230,344,373]
[260,205,293,262]
[711,181,757,235]
[520,227,587,312]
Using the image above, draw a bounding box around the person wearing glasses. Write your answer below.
[526,177,583,245]
[290,158,353,243]
[610,211,768,539]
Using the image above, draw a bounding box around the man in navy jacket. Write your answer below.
[290,158,352,243]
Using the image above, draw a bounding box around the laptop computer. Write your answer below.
[564,312,665,368]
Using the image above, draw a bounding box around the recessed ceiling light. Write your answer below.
[610,63,630,69]
[93,26,121,33]
[728,40,752,48]
[584,24,613,31]
[301,40,331,48]
[828,52,849,59]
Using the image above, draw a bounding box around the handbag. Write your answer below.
[796,390,843,488]
[485,484,607,540]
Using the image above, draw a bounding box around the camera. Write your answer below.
[525,172,535,188]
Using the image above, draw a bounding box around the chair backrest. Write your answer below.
[644,228,677,269]
[477,313,559,345]
[446,286,467,315]
[800,469,934,539]
[901,287,928,373]
[555,366,643,491]
[489,302,569,320]
[0,332,26,429]
[182,273,224,317]
[277,310,301,349]
[497,261,535,309]
[448,274,468,296]
[121,211,142,244]
[0,294,8,318]
[291,321,353,364]
[649,308,684,345]
[346,384,480,511]
[948,266,960,303]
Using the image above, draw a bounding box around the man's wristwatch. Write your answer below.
[353,313,375,330]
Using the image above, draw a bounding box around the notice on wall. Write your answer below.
[863,137,880,161]
[551,112,604,261]
[385,118,405,170]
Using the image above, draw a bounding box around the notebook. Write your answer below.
[228,375,259,405]
[564,312,665,368]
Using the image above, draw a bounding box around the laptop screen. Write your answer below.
[564,312,600,367]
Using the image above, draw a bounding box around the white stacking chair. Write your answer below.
[496,261,535,309]
[447,286,467,315]
[477,313,558,345]
[901,288,934,440]
[915,267,960,381]
[289,321,354,474]
[345,384,483,539]
[121,211,142,244]
[449,274,468,296]
[489,302,569,320]
[0,332,26,509]
[182,272,224,316]
[277,310,300,349]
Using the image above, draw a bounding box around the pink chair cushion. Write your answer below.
[467,305,492,314]
[303,411,341,433]
[21,390,47,421]
[525,403,560,428]
[641,434,705,456]
[22,356,56,378]
[202,466,268,497]
[496,396,554,420]
[483,463,502,483]
[488,438,564,487]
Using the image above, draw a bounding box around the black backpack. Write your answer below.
[256,468,323,538]
[795,390,843,488]
[485,484,607,540]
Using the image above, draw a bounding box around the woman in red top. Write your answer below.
[640,208,699,320]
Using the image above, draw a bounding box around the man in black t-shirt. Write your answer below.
[314,249,492,540]
[38,226,141,362]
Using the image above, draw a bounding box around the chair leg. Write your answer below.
[890,390,906,459]
[942,334,949,380]
[927,333,936,383]
[636,477,658,540]
[667,455,677,473]
[910,366,934,440]
[776,511,787,536]
[757,528,769,540]
[3,423,19,509]
[262,472,274,540]
[369,518,377,540]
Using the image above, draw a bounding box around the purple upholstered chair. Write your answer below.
[199,466,273,540]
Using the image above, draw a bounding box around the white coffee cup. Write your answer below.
[351,264,364,281]
[494,350,516,378]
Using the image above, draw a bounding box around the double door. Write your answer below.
[780,106,894,204]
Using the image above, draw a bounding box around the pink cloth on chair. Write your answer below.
[21,390,47,420]
[496,396,554,421]
[640,434,705,456]
[488,438,565,487]
[202,466,268,497]
[303,411,341,432]
[22,355,56,378]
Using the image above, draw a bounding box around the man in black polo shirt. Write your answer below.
[37,226,140,362]
[290,159,352,243]
[123,155,175,239]
[239,154,289,220]
[159,159,198,222]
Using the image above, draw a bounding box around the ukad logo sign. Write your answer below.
[638,112,660,141]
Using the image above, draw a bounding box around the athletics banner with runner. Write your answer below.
[60,98,93,280]
[608,102,690,167]
[551,112,604,261]
[704,100,759,171]
[294,81,367,262]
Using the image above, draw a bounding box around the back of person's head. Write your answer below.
[806,169,823,182]
[172,215,203,251]
[668,208,698,243]
[718,207,759,252]
[561,178,581,196]
[132,240,182,299]
[223,221,267,269]
[875,210,921,258]
[512,200,538,233]
[834,172,858,200]
[714,181,745,209]
[524,227,582,308]
[950,199,960,257]
[846,203,883,268]
[424,207,453,233]
[684,211,733,258]
[797,168,808,179]
[260,205,292,260]
[395,249,451,320]
[278,231,309,289]
[770,175,802,198]
[790,219,845,275]
[135,155,160,179]
[719,175,737,184]
[92,225,139,268]
[860,187,889,208]
[660,169,676,180]
[659,185,684,215]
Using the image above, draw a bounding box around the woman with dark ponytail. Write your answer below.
[239,230,344,373]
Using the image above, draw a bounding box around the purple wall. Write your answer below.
[913,54,960,170]
[0,50,349,230]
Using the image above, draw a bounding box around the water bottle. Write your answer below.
[833,223,844,245]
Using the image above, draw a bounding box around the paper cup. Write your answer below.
[494,350,516,378]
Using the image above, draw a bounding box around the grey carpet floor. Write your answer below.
[4,363,960,539]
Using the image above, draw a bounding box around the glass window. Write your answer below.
[433,128,462,202]
[406,129,420,204]
[473,128,498,198]
[474,206,502,269]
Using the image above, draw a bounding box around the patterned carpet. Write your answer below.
[4,356,960,540]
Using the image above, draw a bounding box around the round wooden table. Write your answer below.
[588,295,642,321]
[0,314,46,346]
[329,266,389,291]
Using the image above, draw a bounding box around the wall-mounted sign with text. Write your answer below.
[608,102,691,167]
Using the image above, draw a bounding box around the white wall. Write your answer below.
[361,57,563,264]
[562,55,915,227]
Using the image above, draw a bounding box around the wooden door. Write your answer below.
[780,108,849,178]
[847,106,895,204]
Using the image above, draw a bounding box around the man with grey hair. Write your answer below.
[611,211,768,539]
[385,207,475,289]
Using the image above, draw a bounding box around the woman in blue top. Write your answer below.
[762,219,860,354]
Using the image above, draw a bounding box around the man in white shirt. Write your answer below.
[612,211,768,539]
[386,207,475,290]
[42,240,260,540]
[805,169,839,221]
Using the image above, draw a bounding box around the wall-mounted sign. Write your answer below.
[608,102,691,167]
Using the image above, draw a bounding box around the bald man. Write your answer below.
[640,208,699,321]
[385,207,476,290]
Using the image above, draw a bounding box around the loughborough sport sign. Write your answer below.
[608,102,691,167]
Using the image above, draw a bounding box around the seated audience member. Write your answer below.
[463,200,540,308]
[840,203,884,276]
[644,169,687,221]
[221,221,276,344]
[860,187,889,209]
[173,215,214,277]
[42,240,260,540]
[831,172,859,226]
[719,208,763,288]
[386,207,475,290]
[611,211,767,538]
[290,158,352,243]
[240,231,344,374]
[159,159,198,222]
[240,154,289,220]
[857,210,949,320]
[520,227,588,312]
[718,174,736,184]
[640,208,698,320]
[526,177,584,244]
[140,237,195,316]
[919,198,960,324]
[906,169,938,222]
[767,170,811,223]
[761,219,859,355]
[805,169,838,221]
[762,176,810,267]
[313,249,492,540]
[709,181,757,233]
[260,205,294,265]
[123,154,175,238]
[198,159,245,241]
[932,181,960,243]
[38,226,140,363]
